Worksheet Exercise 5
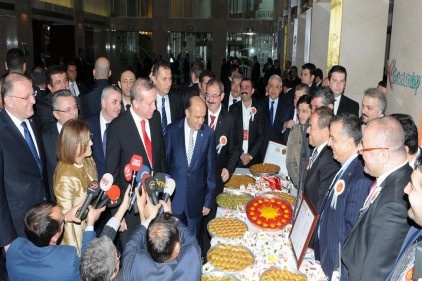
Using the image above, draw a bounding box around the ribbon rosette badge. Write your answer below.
[250,107,257,121]
[216,135,227,154]
[330,179,345,209]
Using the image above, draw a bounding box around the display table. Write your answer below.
[202,169,327,280]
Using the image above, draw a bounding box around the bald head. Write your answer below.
[186,96,206,131]
[94,57,111,80]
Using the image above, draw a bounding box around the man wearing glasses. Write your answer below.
[42,89,79,201]
[0,73,49,258]
[342,116,412,281]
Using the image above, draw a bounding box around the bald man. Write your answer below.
[81,57,112,118]
[165,96,216,243]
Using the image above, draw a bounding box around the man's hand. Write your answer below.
[145,196,161,220]
[240,153,252,166]
[119,218,128,232]
[283,119,295,130]
[202,207,210,216]
[64,200,84,224]
[159,199,172,213]
[221,168,230,182]
[86,205,105,227]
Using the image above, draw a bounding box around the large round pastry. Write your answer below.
[207,244,254,272]
[249,163,280,176]
[246,195,293,230]
[208,217,248,238]
[260,267,307,281]
[225,174,255,189]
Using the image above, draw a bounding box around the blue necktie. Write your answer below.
[21,121,42,173]
[161,97,168,136]
[269,100,275,126]
[103,123,108,157]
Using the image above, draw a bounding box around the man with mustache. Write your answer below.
[360,88,387,130]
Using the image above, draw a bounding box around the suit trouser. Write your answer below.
[175,210,204,252]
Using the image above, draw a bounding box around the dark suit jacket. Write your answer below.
[229,101,264,167]
[261,96,292,155]
[35,94,55,131]
[0,111,48,246]
[6,230,95,281]
[168,92,185,123]
[80,79,110,118]
[86,113,105,178]
[122,222,202,281]
[303,145,340,210]
[337,95,359,117]
[315,156,373,279]
[207,108,242,195]
[342,164,412,281]
[42,123,59,201]
[105,109,166,242]
[165,119,216,217]
[180,83,199,109]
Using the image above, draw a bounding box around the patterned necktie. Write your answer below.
[161,97,168,136]
[141,120,153,167]
[103,123,108,157]
[210,115,216,130]
[269,100,275,126]
[309,148,318,169]
[21,121,42,173]
[390,233,422,281]
[186,129,194,166]
[71,82,77,96]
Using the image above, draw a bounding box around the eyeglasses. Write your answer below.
[54,105,79,114]
[205,93,223,99]
[358,140,389,153]
[9,92,37,101]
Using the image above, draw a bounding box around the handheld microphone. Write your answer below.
[129,155,143,194]
[124,164,132,182]
[76,181,100,220]
[158,178,176,214]
[145,177,160,205]
[93,173,113,208]
[128,166,150,212]
[97,185,121,209]
[154,173,166,200]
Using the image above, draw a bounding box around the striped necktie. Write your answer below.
[161,97,168,136]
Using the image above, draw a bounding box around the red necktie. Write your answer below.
[141,120,153,167]
[210,115,216,130]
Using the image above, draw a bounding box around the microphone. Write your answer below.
[128,166,150,212]
[158,178,176,214]
[154,173,166,200]
[93,173,113,208]
[124,164,132,182]
[76,181,100,220]
[129,155,143,195]
[97,185,121,209]
[145,177,160,205]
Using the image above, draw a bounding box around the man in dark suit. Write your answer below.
[304,107,340,210]
[229,78,264,167]
[342,116,412,281]
[165,96,216,242]
[180,60,204,107]
[315,114,373,279]
[87,85,122,179]
[328,65,359,116]
[6,201,103,281]
[0,73,49,252]
[197,70,215,100]
[301,63,318,95]
[35,65,70,131]
[311,87,335,113]
[387,154,422,280]
[105,78,166,245]
[42,89,79,200]
[80,57,111,118]
[118,68,136,113]
[222,72,242,110]
[150,61,184,137]
[261,75,291,154]
[66,61,87,97]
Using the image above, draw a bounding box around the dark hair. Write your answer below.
[46,65,66,85]
[315,68,323,80]
[301,63,316,74]
[52,89,75,110]
[378,80,387,88]
[31,66,47,86]
[152,60,171,76]
[415,153,422,173]
[314,106,334,129]
[330,113,362,145]
[24,201,60,247]
[241,78,254,90]
[295,83,310,95]
[6,48,26,71]
[312,87,335,106]
[390,113,419,154]
[199,70,215,83]
[328,65,347,81]
[147,213,180,263]
[282,79,292,89]
[297,94,312,107]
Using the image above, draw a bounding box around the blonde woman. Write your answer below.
[54,119,97,255]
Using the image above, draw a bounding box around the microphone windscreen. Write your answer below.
[130,154,143,172]
[145,177,157,196]
[164,178,176,196]
[136,165,150,183]
[124,164,132,182]
[107,185,121,201]
[154,173,166,193]
[99,173,113,191]
[87,181,100,196]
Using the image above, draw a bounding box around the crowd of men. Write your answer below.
[0,48,421,281]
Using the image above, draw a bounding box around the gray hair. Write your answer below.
[313,87,335,106]
[79,236,117,281]
[130,78,154,102]
[364,88,387,114]
[101,85,122,100]
[52,89,75,110]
